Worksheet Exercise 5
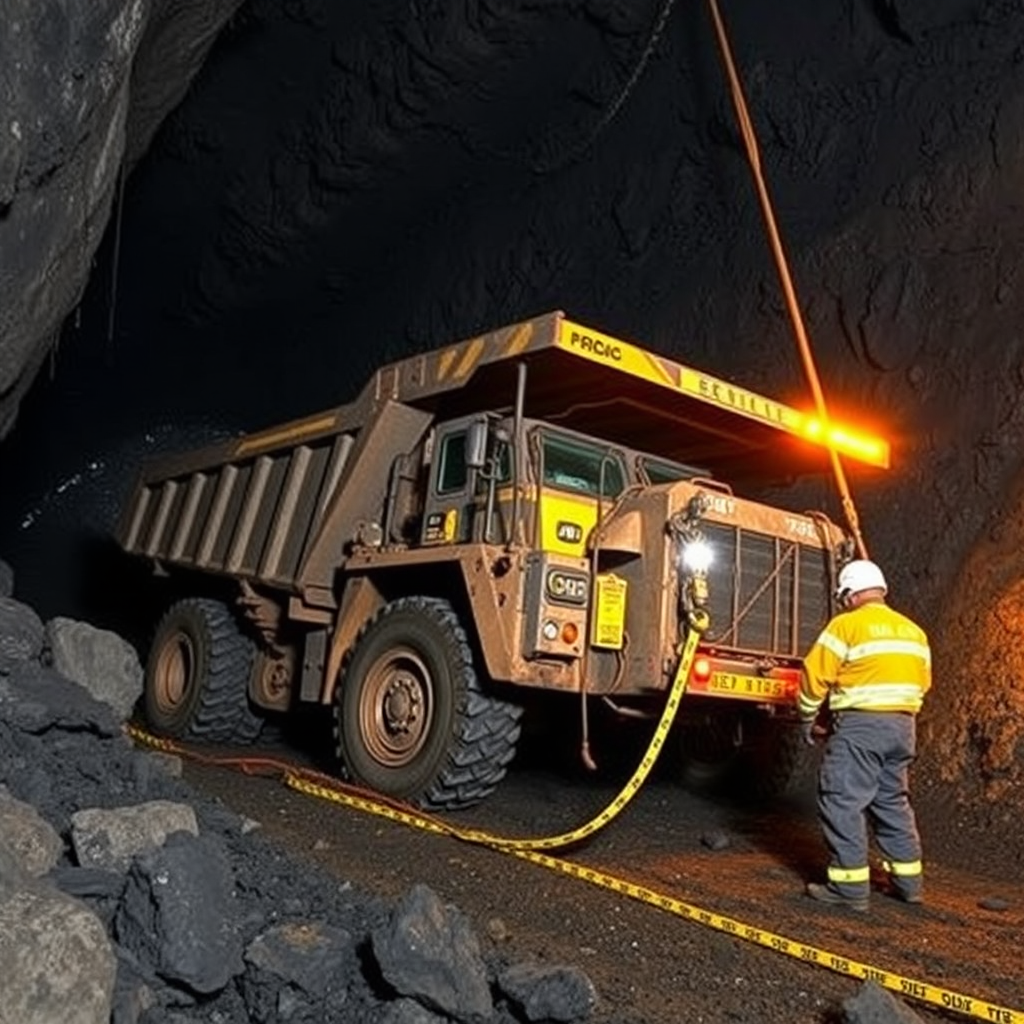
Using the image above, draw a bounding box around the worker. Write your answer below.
[799,558,931,912]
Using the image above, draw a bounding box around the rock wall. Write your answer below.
[0,0,243,438]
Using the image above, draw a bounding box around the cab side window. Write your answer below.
[437,432,468,493]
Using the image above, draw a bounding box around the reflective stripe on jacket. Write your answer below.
[799,602,931,718]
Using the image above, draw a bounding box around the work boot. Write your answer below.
[888,888,923,905]
[805,882,869,912]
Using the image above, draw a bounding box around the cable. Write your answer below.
[706,0,869,559]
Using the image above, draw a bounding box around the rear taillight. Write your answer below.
[772,668,801,698]
[691,656,712,683]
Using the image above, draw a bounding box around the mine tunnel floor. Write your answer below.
[176,730,1022,1024]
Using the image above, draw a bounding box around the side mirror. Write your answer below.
[465,419,488,470]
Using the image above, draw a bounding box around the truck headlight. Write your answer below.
[680,539,713,573]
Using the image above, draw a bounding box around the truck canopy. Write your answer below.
[137,310,888,488]
[344,310,888,483]
[212,310,888,486]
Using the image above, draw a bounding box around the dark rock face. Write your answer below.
[0,0,243,438]
[0,0,131,438]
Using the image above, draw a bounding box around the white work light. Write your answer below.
[680,539,713,573]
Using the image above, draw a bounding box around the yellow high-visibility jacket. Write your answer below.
[800,600,931,719]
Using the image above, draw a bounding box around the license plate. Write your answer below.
[708,672,788,702]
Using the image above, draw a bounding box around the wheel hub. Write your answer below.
[382,674,421,733]
[360,649,433,767]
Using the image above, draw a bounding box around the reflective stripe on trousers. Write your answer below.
[818,710,923,900]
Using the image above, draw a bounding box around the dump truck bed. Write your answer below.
[119,417,361,587]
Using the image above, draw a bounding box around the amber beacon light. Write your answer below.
[799,415,890,469]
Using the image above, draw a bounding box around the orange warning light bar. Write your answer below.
[799,417,890,469]
[549,318,892,470]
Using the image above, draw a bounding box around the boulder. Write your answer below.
[242,920,356,1023]
[46,616,143,720]
[0,597,44,673]
[0,661,119,737]
[71,799,198,873]
[497,962,599,1022]
[0,844,116,1024]
[371,883,492,1023]
[0,784,63,876]
[115,830,244,995]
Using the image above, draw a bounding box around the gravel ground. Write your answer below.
[173,710,1024,1024]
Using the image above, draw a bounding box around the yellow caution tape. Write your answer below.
[127,622,700,849]
[286,771,1022,1024]
[126,621,1022,1024]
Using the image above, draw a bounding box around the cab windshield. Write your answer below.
[540,432,625,498]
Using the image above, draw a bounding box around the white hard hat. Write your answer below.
[835,559,887,601]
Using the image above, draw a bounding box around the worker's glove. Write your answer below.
[800,717,818,747]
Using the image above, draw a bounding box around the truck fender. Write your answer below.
[316,575,385,704]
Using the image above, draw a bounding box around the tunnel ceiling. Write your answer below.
[3,0,1024,800]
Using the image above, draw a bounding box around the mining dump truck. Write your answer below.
[117,311,889,810]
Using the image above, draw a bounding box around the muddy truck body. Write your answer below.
[117,311,889,809]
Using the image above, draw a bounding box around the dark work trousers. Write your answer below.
[817,709,922,899]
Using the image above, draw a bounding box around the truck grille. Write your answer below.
[700,522,833,658]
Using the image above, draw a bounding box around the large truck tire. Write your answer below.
[144,597,263,744]
[334,596,523,811]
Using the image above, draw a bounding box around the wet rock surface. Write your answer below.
[0,0,244,438]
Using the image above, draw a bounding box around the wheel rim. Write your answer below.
[153,630,196,715]
[359,646,435,767]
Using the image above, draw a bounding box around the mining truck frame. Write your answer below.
[118,310,889,809]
